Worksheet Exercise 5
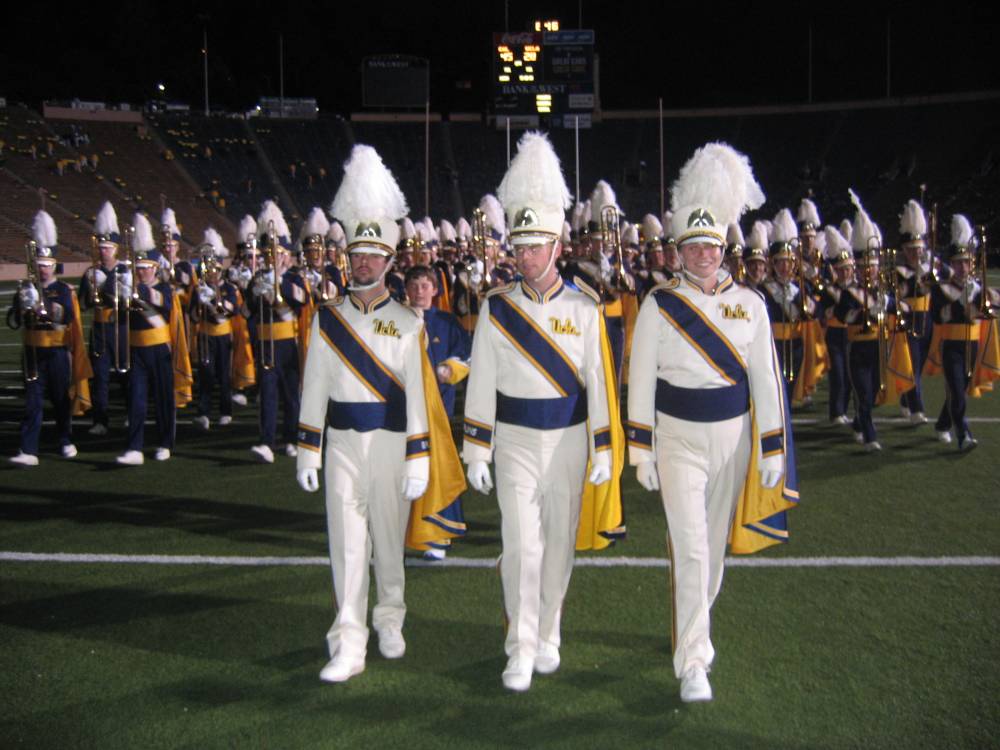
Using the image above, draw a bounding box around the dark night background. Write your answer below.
[5,1,1000,114]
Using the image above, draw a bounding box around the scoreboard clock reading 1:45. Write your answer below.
[492,29,595,120]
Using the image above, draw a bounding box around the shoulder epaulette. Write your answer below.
[650,278,681,294]
[572,275,601,303]
[486,282,516,299]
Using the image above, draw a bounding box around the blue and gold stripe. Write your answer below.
[626,420,653,450]
[318,306,404,403]
[594,426,611,451]
[655,289,747,385]
[297,422,322,453]
[761,428,784,457]
[406,432,430,460]
[464,418,493,448]
[489,294,582,396]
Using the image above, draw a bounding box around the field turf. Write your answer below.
[1,280,997,749]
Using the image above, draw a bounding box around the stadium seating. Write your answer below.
[1,96,998,262]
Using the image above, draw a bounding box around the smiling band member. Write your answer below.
[627,143,798,703]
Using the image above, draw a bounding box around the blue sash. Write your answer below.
[496,391,588,429]
[489,294,582,396]
[655,289,800,548]
[318,307,405,406]
[655,290,747,386]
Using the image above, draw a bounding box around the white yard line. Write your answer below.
[1,551,996,569]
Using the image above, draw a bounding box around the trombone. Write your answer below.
[195,243,223,368]
[885,248,909,333]
[966,226,995,378]
[114,225,136,374]
[471,208,492,296]
[258,221,283,371]
[860,239,889,396]
[20,240,47,382]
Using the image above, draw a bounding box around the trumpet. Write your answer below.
[600,205,633,293]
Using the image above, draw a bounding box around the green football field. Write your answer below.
[1,280,998,749]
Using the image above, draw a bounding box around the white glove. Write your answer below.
[305,269,322,288]
[401,476,428,502]
[238,267,253,287]
[599,253,613,281]
[635,461,660,492]
[262,269,275,286]
[18,285,40,309]
[197,284,216,304]
[297,468,319,492]
[761,469,783,489]
[118,270,133,289]
[469,260,484,288]
[588,463,611,485]
[466,460,493,495]
[116,279,133,300]
[92,268,107,287]
[252,278,275,302]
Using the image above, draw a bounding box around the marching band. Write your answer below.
[5,138,999,701]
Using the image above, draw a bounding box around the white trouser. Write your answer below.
[323,427,409,660]
[494,421,587,661]
[656,412,750,678]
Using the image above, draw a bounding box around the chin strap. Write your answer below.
[533,241,559,283]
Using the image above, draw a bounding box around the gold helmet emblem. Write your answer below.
[688,209,715,228]
[356,222,382,238]
[514,207,539,228]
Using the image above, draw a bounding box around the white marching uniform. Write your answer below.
[627,271,786,678]
[463,277,611,662]
[296,290,429,661]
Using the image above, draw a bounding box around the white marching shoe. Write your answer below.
[285,443,298,458]
[319,654,365,684]
[936,430,953,445]
[534,642,561,675]
[909,411,928,425]
[9,452,39,467]
[231,393,248,406]
[502,655,534,692]
[250,444,274,463]
[88,423,108,436]
[680,665,713,703]
[193,415,210,431]
[154,447,171,461]
[376,628,406,659]
[116,450,144,466]
[218,415,232,426]
[61,444,78,459]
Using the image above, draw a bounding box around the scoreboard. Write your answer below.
[492,29,595,123]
